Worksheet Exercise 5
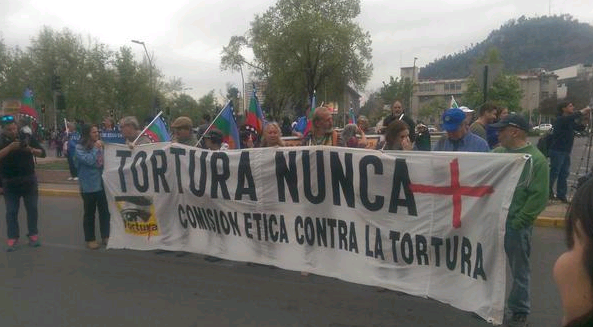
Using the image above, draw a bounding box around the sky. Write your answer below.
[1,0,592,103]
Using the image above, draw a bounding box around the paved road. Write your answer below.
[0,196,566,327]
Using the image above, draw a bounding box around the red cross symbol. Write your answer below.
[409,158,494,228]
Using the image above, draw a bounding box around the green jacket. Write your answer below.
[493,143,549,229]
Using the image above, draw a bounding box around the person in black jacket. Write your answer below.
[385,100,416,143]
[0,115,46,251]
[549,102,591,202]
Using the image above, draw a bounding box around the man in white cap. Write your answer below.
[460,106,474,132]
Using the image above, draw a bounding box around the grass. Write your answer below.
[35,160,69,170]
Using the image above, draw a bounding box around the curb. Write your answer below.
[534,216,565,229]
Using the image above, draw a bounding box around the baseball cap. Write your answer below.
[459,106,474,113]
[171,116,193,129]
[490,114,529,131]
[441,108,466,132]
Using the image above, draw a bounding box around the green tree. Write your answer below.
[221,0,372,113]
[196,90,219,119]
[378,76,412,110]
[418,97,447,123]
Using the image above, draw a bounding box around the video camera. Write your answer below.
[18,126,32,148]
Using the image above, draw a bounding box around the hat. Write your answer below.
[203,129,223,143]
[459,106,474,113]
[171,116,193,129]
[441,108,466,132]
[490,114,529,131]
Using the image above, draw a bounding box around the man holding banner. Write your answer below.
[492,114,549,327]
[120,116,151,146]
[302,106,338,146]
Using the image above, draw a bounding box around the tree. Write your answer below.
[378,76,412,110]
[221,0,372,113]
[418,97,447,123]
[195,90,219,119]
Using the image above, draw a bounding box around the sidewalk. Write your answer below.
[36,181,569,229]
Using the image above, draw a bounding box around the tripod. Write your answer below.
[570,109,593,196]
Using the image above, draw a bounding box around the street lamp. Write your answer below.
[131,39,155,115]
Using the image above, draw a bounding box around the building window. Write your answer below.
[541,91,549,99]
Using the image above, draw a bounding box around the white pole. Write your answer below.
[132,111,163,145]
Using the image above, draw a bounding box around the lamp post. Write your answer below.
[131,39,155,115]
[409,57,418,116]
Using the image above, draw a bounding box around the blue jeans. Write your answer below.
[3,177,39,239]
[505,226,532,315]
[549,150,570,199]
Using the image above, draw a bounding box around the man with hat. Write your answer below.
[0,115,46,251]
[491,114,549,327]
[433,108,489,152]
[171,116,197,146]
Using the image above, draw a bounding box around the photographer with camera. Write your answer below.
[0,115,46,251]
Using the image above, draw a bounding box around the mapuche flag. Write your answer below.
[209,101,241,149]
[143,114,171,143]
[20,87,39,120]
[245,89,265,136]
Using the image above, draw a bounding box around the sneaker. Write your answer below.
[28,235,40,247]
[6,239,17,252]
[508,313,527,327]
[86,241,100,250]
[67,177,73,181]
[73,177,79,181]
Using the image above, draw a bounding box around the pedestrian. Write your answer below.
[120,116,151,146]
[340,123,367,148]
[470,102,498,140]
[384,100,416,142]
[201,129,224,151]
[0,115,46,251]
[553,177,593,326]
[487,107,510,149]
[491,114,549,327]
[260,122,284,147]
[433,108,490,152]
[171,116,197,146]
[382,120,413,150]
[75,124,110,250]
[302,106,338,146]
[549,102,591,202]
[65,122,80,181]
[414,124,431,151]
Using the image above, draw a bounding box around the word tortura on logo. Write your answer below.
[115,148,494,228]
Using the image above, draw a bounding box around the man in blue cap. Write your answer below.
[433,108,489,152]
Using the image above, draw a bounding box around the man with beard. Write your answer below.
[303,106,338,146]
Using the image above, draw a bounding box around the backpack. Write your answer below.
[536,132,553,157]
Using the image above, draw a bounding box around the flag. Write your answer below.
[20,87,39,120]
[348,108,356,125]
[245,89,265,135]
[450,96,459,109]
[143,115,171,143]
[303,91,316,136]
[209,102,241,149]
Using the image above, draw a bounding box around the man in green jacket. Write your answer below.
[491,114,549,327]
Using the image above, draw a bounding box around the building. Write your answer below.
[516,69,558,123]
[410,77,469,122]
[552,63,593,100]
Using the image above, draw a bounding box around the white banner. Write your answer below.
[103,143,528,325]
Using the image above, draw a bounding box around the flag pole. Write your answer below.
[133,111,164,146]
[195,101,232,147]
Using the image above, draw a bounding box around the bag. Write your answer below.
[537,133,553,157]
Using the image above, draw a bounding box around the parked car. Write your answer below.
[427,125,438,133]
[532,124,552,132]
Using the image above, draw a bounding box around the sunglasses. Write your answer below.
[1,116,15,124]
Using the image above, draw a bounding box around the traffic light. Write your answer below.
[51,75,61,91]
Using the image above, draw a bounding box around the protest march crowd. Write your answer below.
[0,92,592,327]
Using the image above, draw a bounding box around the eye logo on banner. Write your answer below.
[114,196,159,236]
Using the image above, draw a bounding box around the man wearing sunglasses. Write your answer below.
[0,115,46,251]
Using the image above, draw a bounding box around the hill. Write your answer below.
[418,15,593,79]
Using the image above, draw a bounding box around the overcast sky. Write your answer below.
[1,0,592,102]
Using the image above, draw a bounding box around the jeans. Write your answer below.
[81,190,110,242]
[549,150,570,199]
[505,226,532,315]
[3,177,39,239]
[67,152,77,178]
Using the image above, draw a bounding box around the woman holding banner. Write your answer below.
[554,178,593,326]
[75,124,110,250]
[260,122,284,148]
[382,120,413,151]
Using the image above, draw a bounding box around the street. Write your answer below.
[0,196,566,327]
